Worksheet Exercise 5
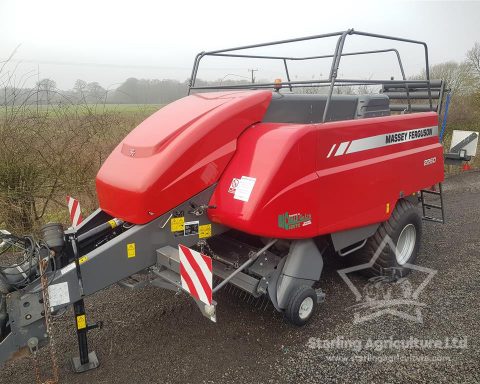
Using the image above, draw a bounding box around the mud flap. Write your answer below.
[273,239,323,310]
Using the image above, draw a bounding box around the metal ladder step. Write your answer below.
[423,216,444,223]
[423,203,443,210]
[420,182,445,224]
[421,189,442,196]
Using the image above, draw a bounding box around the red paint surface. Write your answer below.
[96,91,272,223]
[96,91,443,238]
[209,111,443,238]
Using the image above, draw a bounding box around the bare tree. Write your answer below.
[86,82,107,103]
[0,57,132,233]
[36,78,56,104]
[73,79,87,102]
[466,42,480,82]
[414,61,474,95]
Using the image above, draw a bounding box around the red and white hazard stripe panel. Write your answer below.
[179,244,213,305]
[66,196,83,227]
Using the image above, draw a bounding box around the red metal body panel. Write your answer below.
[208,111,444,238]
[96,91,272,224]
[96,89,443,236]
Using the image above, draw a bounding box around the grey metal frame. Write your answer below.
[0,186,227,364]
[2,183,325,364]
[188,29,433,122]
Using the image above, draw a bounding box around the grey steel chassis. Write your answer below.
[0,185,325,372]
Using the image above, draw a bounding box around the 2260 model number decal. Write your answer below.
[424,157,437,166]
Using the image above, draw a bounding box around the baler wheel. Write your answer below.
[356,199,422,278]
[284,285,317,326]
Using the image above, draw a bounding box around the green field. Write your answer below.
[0,103,164,117]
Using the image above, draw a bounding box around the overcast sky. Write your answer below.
[1,0,479,89]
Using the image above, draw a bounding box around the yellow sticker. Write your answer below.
[199,224,212,239]
[108,219,118,229]
[79,256,88,265]
[127,243,136,258]
[76,314,86,330]
[386,203,390,214]
[171,217,185,232]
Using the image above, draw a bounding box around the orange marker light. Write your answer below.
[274,78,282,90]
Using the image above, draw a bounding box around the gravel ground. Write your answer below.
[2,171,479,384]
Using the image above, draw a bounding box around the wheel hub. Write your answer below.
[299,297,314,320]
[396,224,416,265]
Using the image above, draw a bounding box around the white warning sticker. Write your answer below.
[48,282,70,308]
[233,176,256,202]
[228,178,240,193]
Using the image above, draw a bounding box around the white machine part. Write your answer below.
[450,130,479,156]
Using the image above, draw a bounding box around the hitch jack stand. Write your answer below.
[69,234,101,373]
[71,299,101,373]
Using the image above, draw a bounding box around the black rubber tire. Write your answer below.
[355,199,422,278]
[284,285,317,326]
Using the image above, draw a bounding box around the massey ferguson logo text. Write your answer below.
[385,128,433,144]
[278,212,312,230]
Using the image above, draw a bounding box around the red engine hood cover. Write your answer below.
[96,91,272,224]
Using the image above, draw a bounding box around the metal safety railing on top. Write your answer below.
[188,29,443,123]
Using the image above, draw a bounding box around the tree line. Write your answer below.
[1,42,479,107]
[0,77,249,106]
